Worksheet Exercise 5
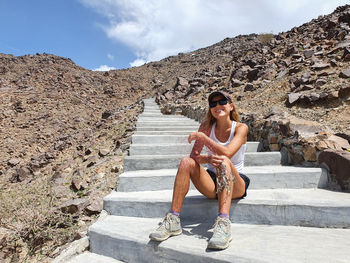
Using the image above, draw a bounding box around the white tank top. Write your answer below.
[207,121,246,174]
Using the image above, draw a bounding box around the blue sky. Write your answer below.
[0,0,348,70]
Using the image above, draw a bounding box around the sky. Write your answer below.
[0,0,349,71]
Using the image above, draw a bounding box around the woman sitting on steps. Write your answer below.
[149,90,250,250]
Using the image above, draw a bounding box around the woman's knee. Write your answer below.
[179,157,196,172]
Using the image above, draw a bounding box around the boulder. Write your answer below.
[339,69,350,78]
[318,149,350,191]
[85,199,103,215]
[287,93,302,105]
[244,83,255,92]
[60,198,90,214]
[310,63,330,70]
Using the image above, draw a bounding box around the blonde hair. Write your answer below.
[203,102,240,129]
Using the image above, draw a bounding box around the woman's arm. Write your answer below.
[189,123,248,159]
[189,123,211,163]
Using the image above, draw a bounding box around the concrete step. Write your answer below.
[137,126,199,131]
[138,117,193,122]
[139,114,185,118]
[123,152,281,171]
[129,142,261,154]
[137,121,199,127]
[117,166,326,191]
[67,252,124,263]
[104,189,350,228]
[134,131,199,135]
[89,216,350,263]
[143,106,160,110]
[131,135,193,144]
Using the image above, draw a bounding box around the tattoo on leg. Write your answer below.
[216,163,235,194]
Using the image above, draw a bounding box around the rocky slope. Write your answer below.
[0,4,349,263]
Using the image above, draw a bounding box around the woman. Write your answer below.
[149,90,250,250]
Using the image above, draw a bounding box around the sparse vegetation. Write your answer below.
[258,33,274,44]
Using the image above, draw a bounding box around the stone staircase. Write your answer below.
[83,99,350,262]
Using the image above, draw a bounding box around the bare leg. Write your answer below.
[217,157,246,214]
[171,157,216,212]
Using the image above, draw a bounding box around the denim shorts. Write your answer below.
[207,169,250,199]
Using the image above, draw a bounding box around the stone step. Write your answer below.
[89,216,350,263]
[67,252,124,263]
[138,117,193,122]
[131,135,194,144]
[123,152,281,171]
[137,126,199,131]
[129,142,261,155]
[134,131,199,135]
[104,189,350,228]
[137,121,199,127]
[137,119,198,124]
[117,166,326,191]
[139,114,185,118]
[143,106,160,110]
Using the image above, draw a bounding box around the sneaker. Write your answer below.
[149,213,182,241]
[207,216,232,250]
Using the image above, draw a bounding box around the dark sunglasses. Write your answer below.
[209,99,228,108]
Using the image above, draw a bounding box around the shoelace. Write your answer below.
[212,217,229,235]
[157,214,173,231]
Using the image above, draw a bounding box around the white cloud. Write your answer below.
[80,0,349,66]
[107,53,114,60]
[130,58,146,67]
[93,65,116,71]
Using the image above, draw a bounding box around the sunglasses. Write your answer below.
[209,99,229,108]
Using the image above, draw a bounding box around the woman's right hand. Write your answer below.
[207,154,224,168]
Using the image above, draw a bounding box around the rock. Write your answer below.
[101,110,113,119]
[176,77,189,87]
[318,149,350,191]
[315,78,327,88]
[244,83,255,92]
[85,199,103,215]
[310,63,330,70]
[231,79,243,87]
[287,93,302,105]
[339,69,350,78]
[264,106,283,119]
[51,236,89,263]
[98,148,110,157]
[85,155,98,168]
[71,178,88,191]
[52,185,72,199]
[303,145,317,162]
[338,12,350,25]
[303,50,314,59]
[246,68,259,82]
[60,198,89,214]
[7,158,20,167]
[339,86,350,99]
[10,166,32,182]
[276,69,288,79]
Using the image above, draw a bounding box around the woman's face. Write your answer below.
[209,95,233,120]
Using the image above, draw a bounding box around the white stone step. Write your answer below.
[123,152,281,171]
[104,189,350,228]
[67,252,124,263]
[137,126,199,131]
[117,166,326,191]
[129,142,261,155]
[89,216,350,263]
[139,114,185,118]
[131,135,192,144]
[137,121,199,127]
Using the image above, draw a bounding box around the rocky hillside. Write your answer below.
[0,4,349,263]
